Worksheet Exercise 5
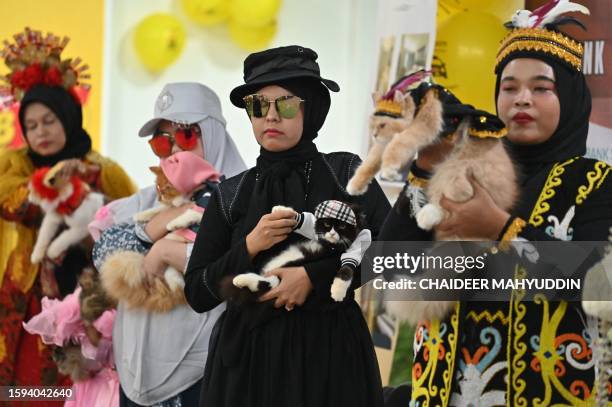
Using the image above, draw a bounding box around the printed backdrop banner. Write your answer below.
[372,0,438,95]
[527,0,612,164]
[365,0,438,385]
[368,0,438,190]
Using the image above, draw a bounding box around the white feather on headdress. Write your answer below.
[510,0,590,29]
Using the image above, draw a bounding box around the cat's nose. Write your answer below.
[326,231,339,241]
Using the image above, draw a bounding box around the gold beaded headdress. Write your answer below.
[495,0,589,73]
[0,27,90,105]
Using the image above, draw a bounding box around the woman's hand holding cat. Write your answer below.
[144,203,192,242]
[48,159,87,187]
[258,266,313,310]
[142,240,168,280]
[143,239,188,279]
[246,210,297,259]
[437,173,510,240]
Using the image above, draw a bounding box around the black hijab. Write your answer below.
[495,52,591,179]
[244,77,331,234]
[18,85,92,168]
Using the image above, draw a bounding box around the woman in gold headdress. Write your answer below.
[380,2,612,405]
[0,28,135,389]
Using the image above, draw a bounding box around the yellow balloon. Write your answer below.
[228,19,277,51]
[230,0,282,28]
[133,13,186,73]
[483,0,524,23]
[434,11,506,112]
[456,0,524,21]
[457,0,489,10]
[180,0,229,26]
[437,0,460,27]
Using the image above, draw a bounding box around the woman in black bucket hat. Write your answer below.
[185,45,389,406]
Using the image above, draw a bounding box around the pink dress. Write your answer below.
[23,287,119,407]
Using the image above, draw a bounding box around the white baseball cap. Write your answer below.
[138,82,226,137]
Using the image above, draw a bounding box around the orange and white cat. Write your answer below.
[29,160,104,263]
[387,117,517,326]
[416,119,518,240]
[346,90,416,195]
[101,167,203,313]
[379,87,444,182]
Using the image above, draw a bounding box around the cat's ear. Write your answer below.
[402,93,416,119]
[457,117,472,142]
[371,91,383,106]
[393,90,405,107]
[149,166,162,176]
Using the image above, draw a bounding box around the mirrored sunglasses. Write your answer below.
[243,94,304,119]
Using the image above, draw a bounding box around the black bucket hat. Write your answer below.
[408,81,506,138]
[230,45,340,108]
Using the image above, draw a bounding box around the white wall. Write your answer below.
[103,0,378,187]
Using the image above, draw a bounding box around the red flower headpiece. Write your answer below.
[0,27,90,105]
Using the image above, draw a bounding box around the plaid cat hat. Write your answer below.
[314,200,356,226]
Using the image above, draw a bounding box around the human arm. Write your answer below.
[184,190,254,313]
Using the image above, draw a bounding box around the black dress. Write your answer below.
[185,152,390,407]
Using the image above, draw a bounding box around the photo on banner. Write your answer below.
[374,37,395,94]
[396,34,429,81]
[370,0,437,186]
[373,1,437,96]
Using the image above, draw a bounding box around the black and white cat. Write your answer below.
[224,200,371,304]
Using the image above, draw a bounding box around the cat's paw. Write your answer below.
[331,277,351,302]
[416,204,444,231]
[46,241,66,260]
[166,217,188,231]
[271,206,298,221]
[583,300,612,321]
[272,205,294,213]
[30,245,46,264]
[346,178,368,196]
[132,212,150,223]
[164,267,185,291]
[167,209,202,232]
[233,273,264,292]
[380,167,402,182]
[266,275,280,289]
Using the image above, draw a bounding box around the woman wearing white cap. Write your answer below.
[91,82,246,406]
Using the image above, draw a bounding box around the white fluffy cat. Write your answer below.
[29,161,104,264]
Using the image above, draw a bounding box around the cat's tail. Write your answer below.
[100,251,149,308]
[101,251,187,313]
[141,267,187,313]
[380,88,444,181]
[79,268,116,324]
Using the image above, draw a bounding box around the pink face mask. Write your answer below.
[160,151,221,194]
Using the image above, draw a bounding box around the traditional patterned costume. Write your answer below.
[380,3,612,405]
